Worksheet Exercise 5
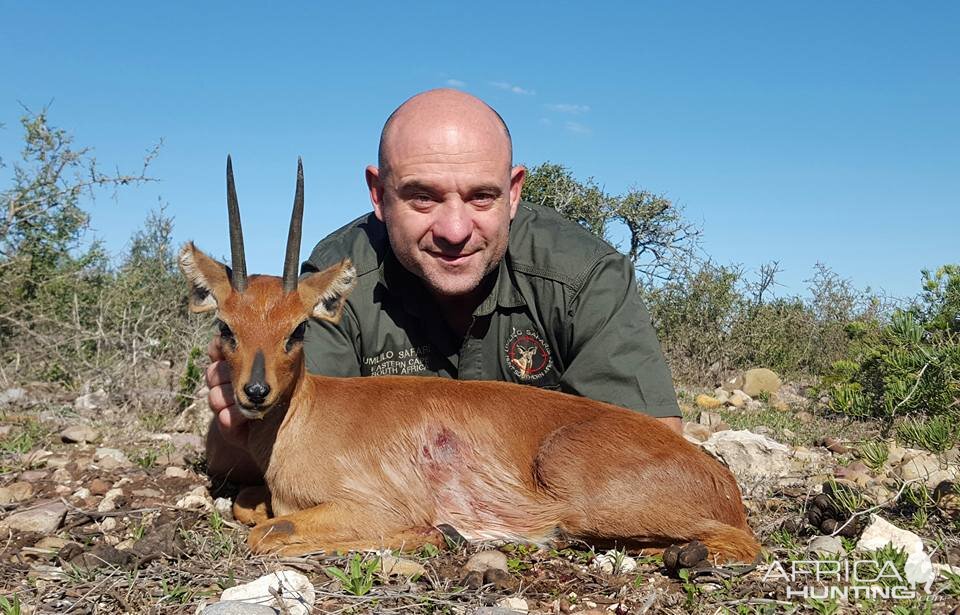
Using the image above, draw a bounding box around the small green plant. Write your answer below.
[0,594,22,615]
[159,579,192,604]
[134,449,159,469]
[418,542,440,558]
[805,597,840,615]
[857,440,889,472]
[177,346,204,410]
[942,568,960,597]
[677,568,699,607]
[896,415,957,453]
[757,390,771,404]
[824,478,867,516]
[325,553,380,596]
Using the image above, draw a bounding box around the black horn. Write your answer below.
[282,157,304,293]
[226,155,248,292]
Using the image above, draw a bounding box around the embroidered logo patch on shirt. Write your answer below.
[504,329,553,381]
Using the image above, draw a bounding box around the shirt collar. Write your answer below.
[377,248,526,318]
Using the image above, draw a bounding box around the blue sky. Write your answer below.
[2,1,957,299]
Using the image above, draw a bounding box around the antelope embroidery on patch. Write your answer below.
[504,329,552,380]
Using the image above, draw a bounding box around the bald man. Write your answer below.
[205,89,682,481]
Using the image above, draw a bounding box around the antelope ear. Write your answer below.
[178,242,233,313]
[299,259,356,323]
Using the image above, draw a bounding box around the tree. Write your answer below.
[521,162,700,286]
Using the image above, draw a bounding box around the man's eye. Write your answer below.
[285,321,307,352]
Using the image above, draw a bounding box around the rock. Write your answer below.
[807,535,844,557]
[742,368,782,397]
[895,452,952,487]
[721,374,745,392]
[34,536,73,551]
[944,447,960,465]
[695,395,723,410]
[202,602,279,615]
[176,485,213,511]
[818,437,850,455]
[97,488,126,513]
[69,544,135,570]
[697,410,723,428]
[794,411,815,424]
[494,597,528,613]
[934,481,960,521]
[88,478,112,496]
[701,430,822,485]
[683,422,712,443]
[18,469,47,482]
[71,487,91,500]
[214,497,234,520]
[51,467,73,482]
[0,481,35,504]
[886,444,909,467]
[592,550,637,574]
[219,570,315,615]
[379,554,426,578]
[713,387,730,404]
[0,500,67,533]
[74,389,109,413]
[0,425,12,438]
[727,389,752,409]
[857,515,936,589]
[164,466,191,479]
[94,447,130,469]
[59,424,99,444]
[132,488,162,498]
[464,549,509,573]
[0,387,28,407]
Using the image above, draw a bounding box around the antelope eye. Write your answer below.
[285,321,307,352]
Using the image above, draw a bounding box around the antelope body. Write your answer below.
[180,158,760,561]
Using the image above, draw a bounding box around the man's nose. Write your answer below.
[431,201,472,247]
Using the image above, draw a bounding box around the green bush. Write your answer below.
[828,265,960,428]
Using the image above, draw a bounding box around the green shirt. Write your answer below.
[301,202,681,418]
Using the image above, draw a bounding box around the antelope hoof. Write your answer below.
[248,518,298,554]
[663,540,709,575]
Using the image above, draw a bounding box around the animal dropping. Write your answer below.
[179,156,760,563]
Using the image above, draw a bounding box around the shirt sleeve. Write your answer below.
[558,252,681,418]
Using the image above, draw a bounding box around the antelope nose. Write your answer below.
[243,382,271,404]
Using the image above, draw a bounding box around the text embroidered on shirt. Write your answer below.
[363,345,433,376]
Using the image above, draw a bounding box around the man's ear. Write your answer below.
[299,259,357,323]
[366,165,385,222]
[508,164,526,220]
[178,242,233,313]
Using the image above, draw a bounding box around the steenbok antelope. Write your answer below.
[179,157,760,562]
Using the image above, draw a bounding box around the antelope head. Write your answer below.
[179,157,356,418]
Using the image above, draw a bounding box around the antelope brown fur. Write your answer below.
[179,157,760,562]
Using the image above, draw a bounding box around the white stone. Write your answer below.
[97,488,125,513]
[856,515,935,590]
[464,549,509,573]
[74,389,109,412]
[379,554,426,578]
[176,485,213,511]
[219,570,315,615]
[60,424,99,444]
[164,466,192,479]
[494,597,528,613]
[702,430,820,485]
[592,550,637,574]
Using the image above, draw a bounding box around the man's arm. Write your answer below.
[558,252,683,433]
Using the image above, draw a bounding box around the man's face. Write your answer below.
[367,130,525,299]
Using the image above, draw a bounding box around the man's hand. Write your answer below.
[205,337,263,483]
[658,416,682,436]
[206,336,249,447]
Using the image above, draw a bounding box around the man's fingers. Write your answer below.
[207,336,225,362]
[216,406,249,447]
[208,382,236,414]
[205,360,232,389]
